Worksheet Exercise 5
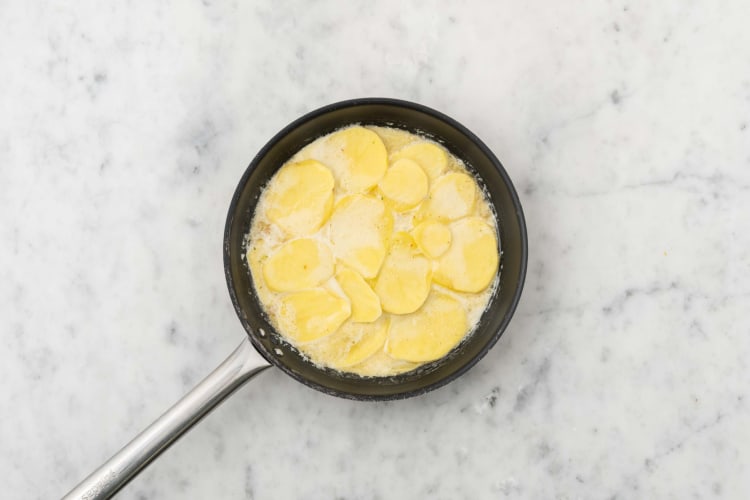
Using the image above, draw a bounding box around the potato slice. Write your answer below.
[277,289,350,343]
[265,159,334,236]
[420,172,477,222]
[374,232,431,314]
[411,220,452,258]
[379,158,428,211]
[366,126,415,153]
[386,291,468,362]
[434,217,499,293]
[329,194,392,278]
[262,238,334,292]
[338,320,388,367]
[335,266,382,322]
[348,350,420,377]
[390,141,448,181]
[301,317,388,369]
[324,126,387,192]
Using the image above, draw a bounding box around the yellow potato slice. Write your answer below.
[329,194,392,278]
[420,172,477,222]
[300,317,388,369]
[349,350,420,377]
[378,158,428,211]
[262,239,334,292]
[386,291,468,362]
[434,217,499,293]
[411,220,452,258]
[338,320,388,367]
[265,159,334,236]
[277,289,351,343]
[324,126,387,192]
[335,266,382,322]
[366,126,415,153]
[391,141,448,181]
[374,232,432,314]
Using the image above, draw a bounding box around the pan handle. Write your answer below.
[62,336,271,500]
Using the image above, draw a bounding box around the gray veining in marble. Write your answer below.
[2,0,750,498]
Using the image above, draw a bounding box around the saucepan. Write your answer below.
[63,98,528,499]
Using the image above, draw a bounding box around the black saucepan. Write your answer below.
[63,98,527,499]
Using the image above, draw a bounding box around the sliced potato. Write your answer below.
[420,172,476,222]
[348,350,420,377]
[262,239,334,292]
[301,317,388,369]
[329,194,392,278]
[366,126,415,153]
[373,232,431,314]
[434,217,499,293]
[411,220,452,258]
[386,291,468,362]
[335,266,382,322]
[277,289,351,343]
[265,159,334,236]
[339,320,388,367]
[324,126,387,192]
[390,141,448,181]
[379,158,428,211]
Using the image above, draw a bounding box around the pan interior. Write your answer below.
[224,99,527,400]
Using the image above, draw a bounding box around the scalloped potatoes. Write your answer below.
[247,125,499,376]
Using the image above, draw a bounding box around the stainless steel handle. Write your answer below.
[62,336,271,500]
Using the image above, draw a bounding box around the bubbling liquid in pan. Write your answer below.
[246,125,500,377]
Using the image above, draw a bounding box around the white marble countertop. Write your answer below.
[3,1,750,498]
